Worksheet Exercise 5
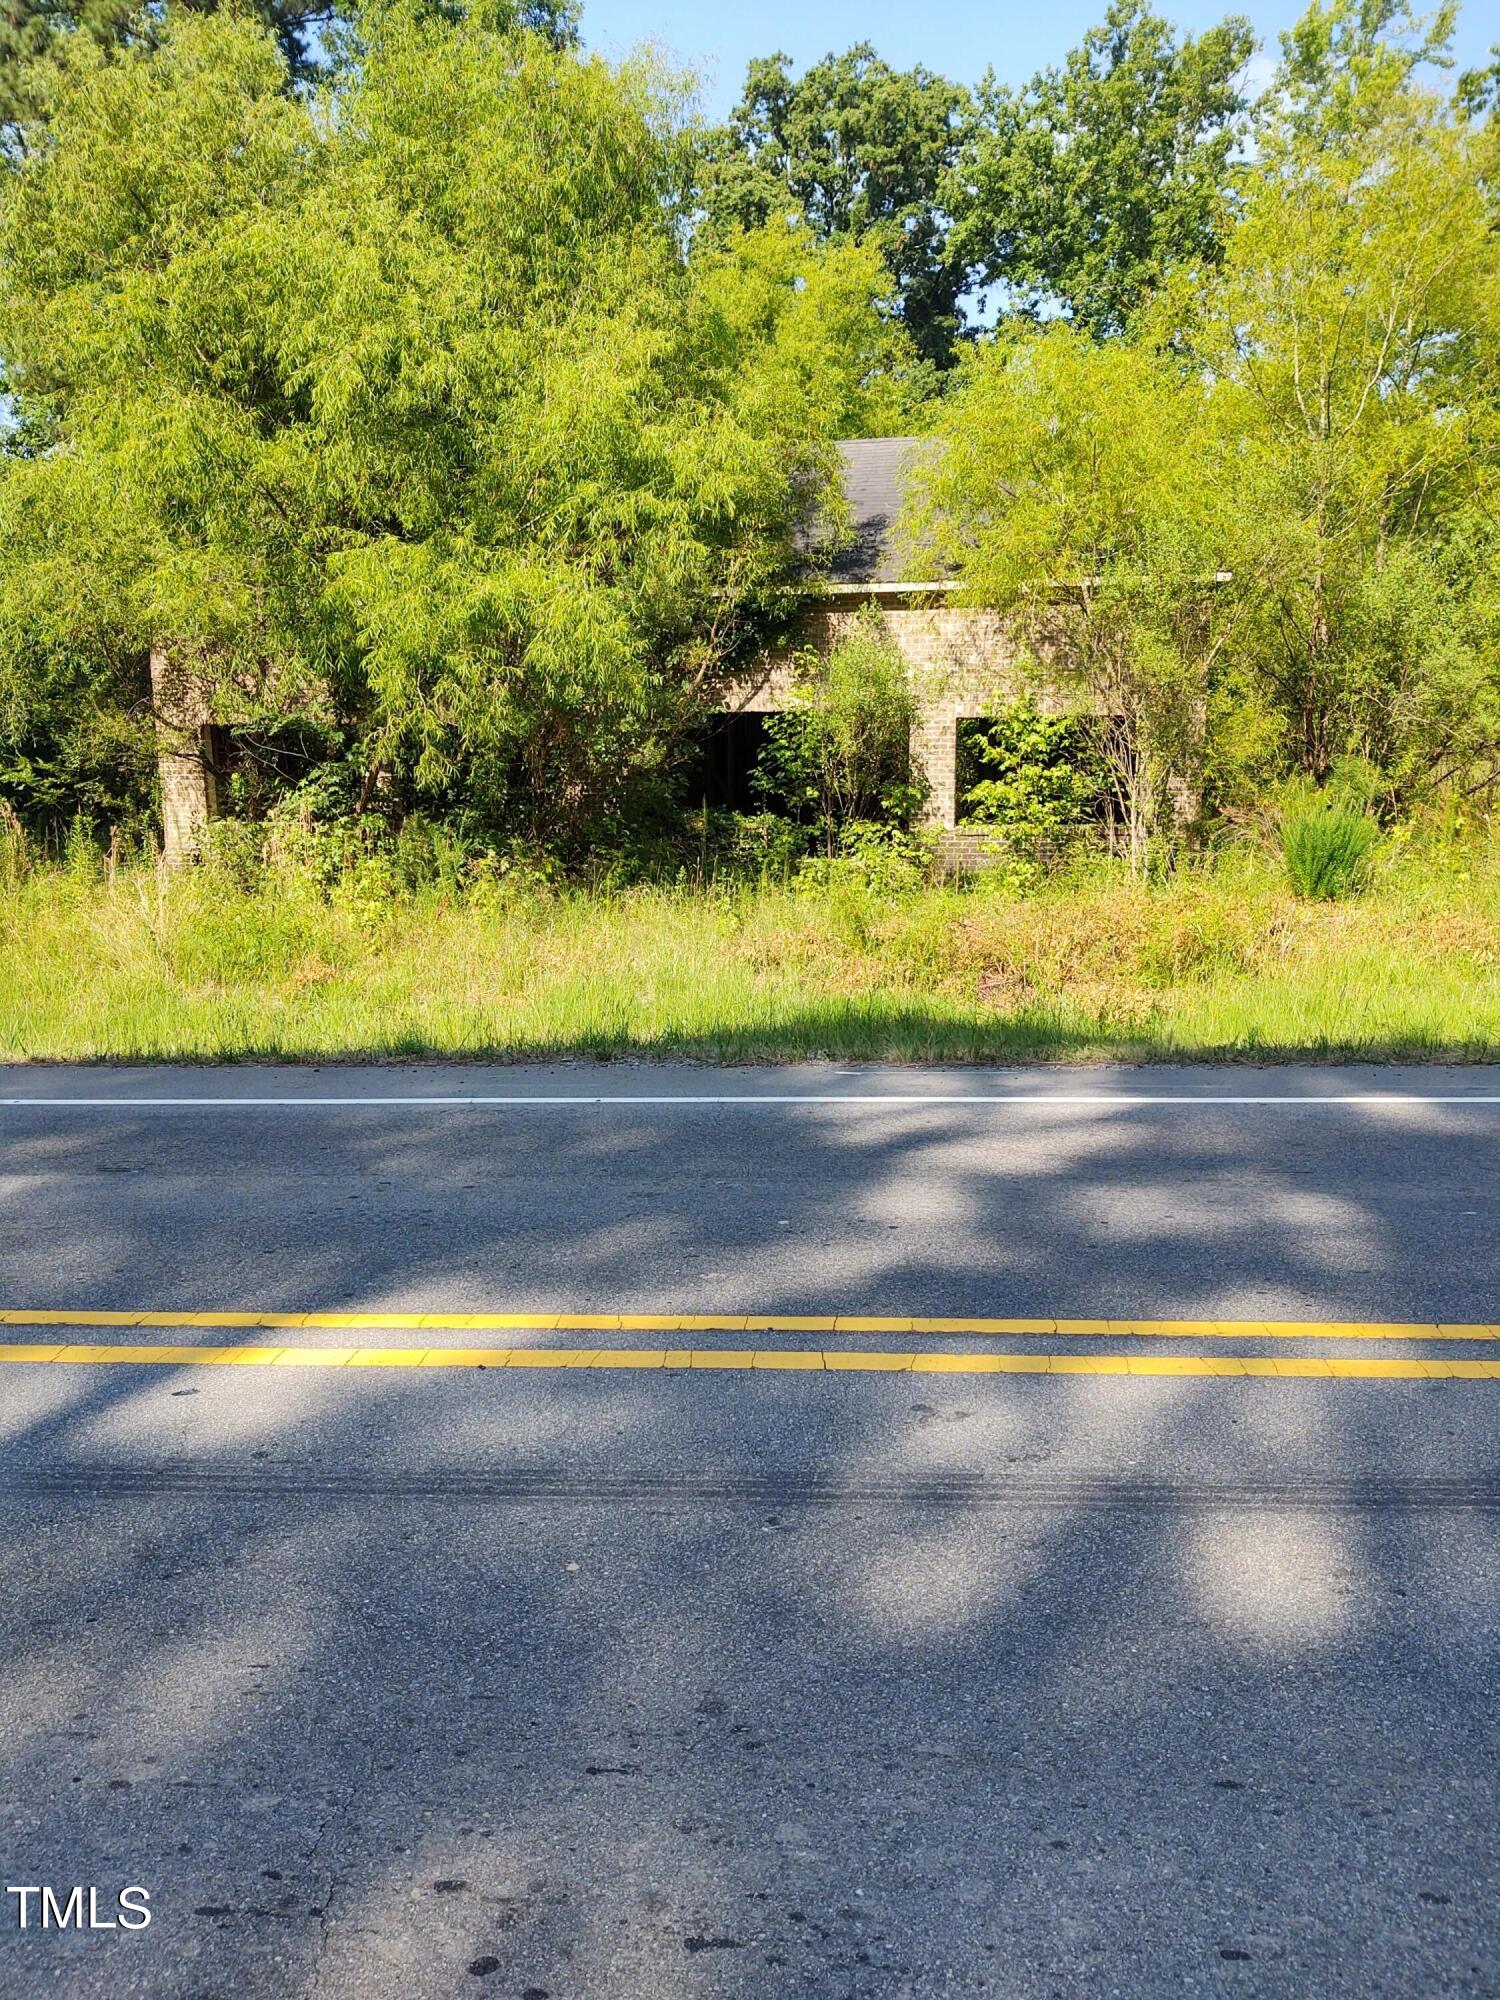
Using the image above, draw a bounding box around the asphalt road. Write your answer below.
[0,1063,1496,2000]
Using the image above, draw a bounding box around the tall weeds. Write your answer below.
[1281,805,1379,900]
[0,838,1494,1062]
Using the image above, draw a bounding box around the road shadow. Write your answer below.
[0,1084,1496,1998]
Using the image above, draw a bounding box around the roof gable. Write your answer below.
[828,436,939,585]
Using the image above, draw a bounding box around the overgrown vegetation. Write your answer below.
[914,1,1500,862]
[958,704,1109,852]
[0,0,1496,1047]
[1281,798,1380,900]
[0,820,1494,1060]
[0,1,915,854]
[756,608,925,853]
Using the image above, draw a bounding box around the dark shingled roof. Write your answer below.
[827,436,939,585]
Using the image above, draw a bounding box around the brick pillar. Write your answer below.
[150,645,219,868]
[910,701,957,828]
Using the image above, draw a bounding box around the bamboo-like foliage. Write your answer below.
[909,0,1500,853]
[0,4,917,841]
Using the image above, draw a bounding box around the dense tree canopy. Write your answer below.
[912,0,1500,853]
[695,44,973,372]
[1,0,1496,860]
[0,0,580,136]
[946,0,1255,336]
[0,4,914,841]
[696,3,1265,358]
[0,0,331,124]
[1198,0,1500,798]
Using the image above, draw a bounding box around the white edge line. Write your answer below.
[0,1094,1498,1109]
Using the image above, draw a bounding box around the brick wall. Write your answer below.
[734,596,1078,829]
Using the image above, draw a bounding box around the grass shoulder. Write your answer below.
[0,838,1495,1064]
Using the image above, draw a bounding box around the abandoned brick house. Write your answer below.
[153,436,1037,864]
[715,437,1032,857]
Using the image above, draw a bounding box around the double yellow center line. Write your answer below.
[2,1309,1496,1342]
[0,1311,1495,1381]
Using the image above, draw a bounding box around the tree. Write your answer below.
[1,0,333,126]
[959,702,1107,848]
[907,327,1241,866]
[946,0,1255,337]
[1456,44,1499,119]
[915,0,1500,856]
[1193,0,1500,797]
[0,6,918,849]
[696,44,973,374]
[1,0,579,139]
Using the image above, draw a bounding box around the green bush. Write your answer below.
[958,701,1107,844]
[689,810,809,884]
[756,609,925,851]
[1281,804,1379,900]
[793,820,935,895]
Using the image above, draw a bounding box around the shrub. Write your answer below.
[958,701,1107,845]
[1281,804,1379,900]
[690,810,808,883]
[793,820,935,895]
[756,609,925,851]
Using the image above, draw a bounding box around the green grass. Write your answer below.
[0,838,1496,1062]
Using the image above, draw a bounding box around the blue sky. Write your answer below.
[579,0,1496,120]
